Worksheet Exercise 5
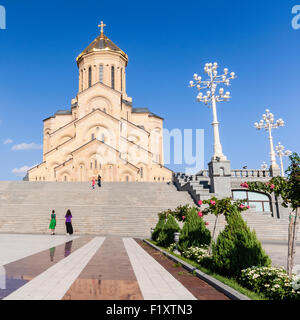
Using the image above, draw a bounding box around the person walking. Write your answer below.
[97,174,101,188]
[92,177,96,189]
[65,209,73,235]
[49,210,56,235]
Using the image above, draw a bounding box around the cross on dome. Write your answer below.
[98,21,106,34]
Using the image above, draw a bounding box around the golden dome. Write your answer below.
[76,21,128,66]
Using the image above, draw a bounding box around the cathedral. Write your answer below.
[28,22,172,182]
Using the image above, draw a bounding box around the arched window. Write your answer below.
[88,67,92,88]
[232,190,271,213]
[64,176,67,182]
[111,66,115,89]
[99,65,103,83]
[95,160,97,168]
[140,167,143,179]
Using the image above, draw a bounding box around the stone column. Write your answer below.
[208,159,232,198]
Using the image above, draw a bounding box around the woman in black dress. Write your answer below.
[97,174,101,187]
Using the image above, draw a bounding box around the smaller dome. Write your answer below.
[76,22,128,65]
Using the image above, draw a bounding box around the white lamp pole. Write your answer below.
[275,142,292,177]
[189,62,236,161]
[254,109,284,174]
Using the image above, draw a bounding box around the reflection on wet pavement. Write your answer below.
[0,237,91,299]
[62,237,143,300]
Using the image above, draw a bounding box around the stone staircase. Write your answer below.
[0,181,194,237]
[0,180,298,241]
[173,172,217,201]
[203,211,300,241]
[173,172,299,241]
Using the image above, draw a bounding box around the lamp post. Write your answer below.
[189,62,236,161]
[275,142,292,177]
[254,109,284,176]
[174,232,180,255]
[261,161,268,170]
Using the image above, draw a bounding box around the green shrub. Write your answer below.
[152,215,165,241]
[178,207,211,253]
[157,214,180,247]
[212,207,271,277]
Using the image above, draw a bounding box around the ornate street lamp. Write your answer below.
[189,62,236,161]
[261,161,268,170]
[254,109,284,176]
[275,142,292,177]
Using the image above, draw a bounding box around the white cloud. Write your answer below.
[12,165,33,177]
[11,142,42,151]
[3,138,13,144]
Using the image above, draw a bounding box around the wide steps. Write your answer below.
[0,181,194,237]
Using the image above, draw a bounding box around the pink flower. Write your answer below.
[205,222,209,226]
[239,204,245,209]
[240,182,249,188]
[247,205,250,209]
[182,216,185,220]
[198,211,203,217]
[198,200,203,206]
[270,184,275,189]
[210,200,216,205]
[266,182,270,185]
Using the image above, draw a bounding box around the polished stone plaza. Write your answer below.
[0,234,299,300]
[0,234,198,300]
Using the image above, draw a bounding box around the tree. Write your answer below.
[157,214,180,247]
[212,207,271,277]
[199,197,250,254]
[178,207,211,253]
[152,214,166,242]
[242,152,300,277]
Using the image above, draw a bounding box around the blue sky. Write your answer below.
[0,0,299,180]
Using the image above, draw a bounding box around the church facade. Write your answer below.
[28,22,172,182]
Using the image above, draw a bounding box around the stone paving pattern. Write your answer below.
[0,234,226,300]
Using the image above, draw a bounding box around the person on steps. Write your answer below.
[92,177,96,189]
[49,210,56,235]
[65,209,73,236]
[97,174,101,188]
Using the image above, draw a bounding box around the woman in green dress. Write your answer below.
[49,210,56,235]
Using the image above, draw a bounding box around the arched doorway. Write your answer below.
[232,190,272,213]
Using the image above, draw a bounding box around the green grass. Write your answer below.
[146,239,268,300]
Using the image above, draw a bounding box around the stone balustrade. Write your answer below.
[230,169,271,178]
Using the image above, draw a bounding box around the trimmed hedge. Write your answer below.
[157,214,180,247]
[152,215,165,241]
[178,207,211,253]
[212,207,271,277]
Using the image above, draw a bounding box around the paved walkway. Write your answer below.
[2,234,297,300]
[0,234,199,300]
